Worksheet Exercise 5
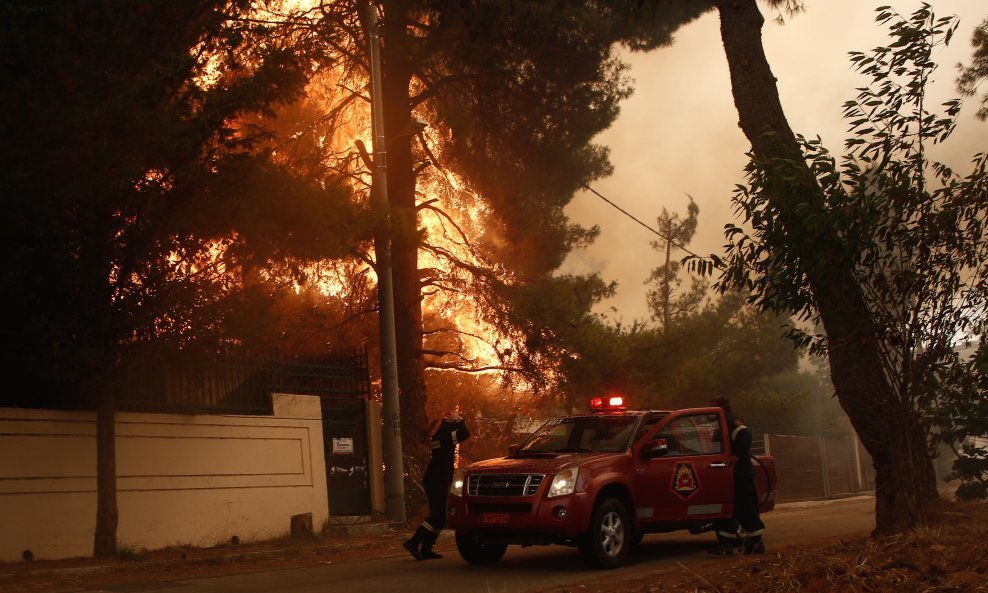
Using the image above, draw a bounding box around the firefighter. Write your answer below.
[403,410,470,560]
[709,396,766,556]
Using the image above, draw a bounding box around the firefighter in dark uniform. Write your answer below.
[403,410,470,560]
[709,397,765,555]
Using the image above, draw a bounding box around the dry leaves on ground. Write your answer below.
[553,501,988,593]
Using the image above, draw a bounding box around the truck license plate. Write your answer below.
[481,512,510,524]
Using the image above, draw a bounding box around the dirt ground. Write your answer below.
[2,501,986,593]
[537,500,988,593]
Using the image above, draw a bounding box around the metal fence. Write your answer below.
[760,433,875,503]
[117,349,370,415]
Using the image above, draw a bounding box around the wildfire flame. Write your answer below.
[153,1,515,381]
[285,9,508,374]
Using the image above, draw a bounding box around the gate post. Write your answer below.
[851,435,864,492]
[365,399,385,516]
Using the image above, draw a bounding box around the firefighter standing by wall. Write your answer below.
[403,411,470,560]
[709,396,766,555]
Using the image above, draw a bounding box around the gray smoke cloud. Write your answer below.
[562,0,987,324]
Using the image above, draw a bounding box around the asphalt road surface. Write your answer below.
[76,497,875,593]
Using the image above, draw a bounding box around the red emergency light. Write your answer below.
[590,395,626,411]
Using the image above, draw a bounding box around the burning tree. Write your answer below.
[264,0,715,453]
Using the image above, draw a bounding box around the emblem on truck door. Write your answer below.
[671,462,700,500]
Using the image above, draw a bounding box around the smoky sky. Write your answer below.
[561,0,987,324]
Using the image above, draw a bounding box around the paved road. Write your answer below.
[78,497,875,593]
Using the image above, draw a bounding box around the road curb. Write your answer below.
[775,494,874,510]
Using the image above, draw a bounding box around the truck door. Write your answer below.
[633,411,734,524]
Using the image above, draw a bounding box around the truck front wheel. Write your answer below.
[579,497,630,569]
[455,531,508,565]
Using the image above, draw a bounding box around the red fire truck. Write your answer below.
[446,397,777,568]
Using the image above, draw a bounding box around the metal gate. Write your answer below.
[322,395,371,515]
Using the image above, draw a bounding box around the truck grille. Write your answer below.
[467,474,545,497]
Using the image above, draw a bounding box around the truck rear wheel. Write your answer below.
[579,497,630,569]
[455,531,508,565]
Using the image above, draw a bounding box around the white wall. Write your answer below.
[0,393,328,562]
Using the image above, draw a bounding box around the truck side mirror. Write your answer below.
[508,443,521,455]
[643,438,669,459]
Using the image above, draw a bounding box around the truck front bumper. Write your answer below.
[446,491,592,540]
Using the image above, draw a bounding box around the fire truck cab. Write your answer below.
[446,397,777,568]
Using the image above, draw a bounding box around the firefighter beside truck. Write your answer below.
[445,396,777,568]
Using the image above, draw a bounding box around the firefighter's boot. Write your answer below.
[403,527,430,561]
[743,534,765,555]
[420,542,443,560]
[419,527,443,560]
[707,532,739,556]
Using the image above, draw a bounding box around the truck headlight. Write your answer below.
[449,470,464,497]
[547,467,578,498]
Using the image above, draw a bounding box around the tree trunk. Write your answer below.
[381,3,430,456]
[713,0,938,534]
[93,381,118,558]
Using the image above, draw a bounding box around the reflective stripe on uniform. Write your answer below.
[717,530,739,539]
[430,439,441,449]
[731,424,747,441]
[745,528,764,537]
[422,521,438,533]
[452,432,458,445]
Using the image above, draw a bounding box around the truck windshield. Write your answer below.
[519,415,638,454]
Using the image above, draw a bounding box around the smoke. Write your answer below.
[562,0,987,323]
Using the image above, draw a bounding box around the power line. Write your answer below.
[579,183,705,261]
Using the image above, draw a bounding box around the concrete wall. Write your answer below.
[0,393,328,562]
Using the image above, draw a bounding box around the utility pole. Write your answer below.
[662,217,672,333]
[365,0,405,523]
